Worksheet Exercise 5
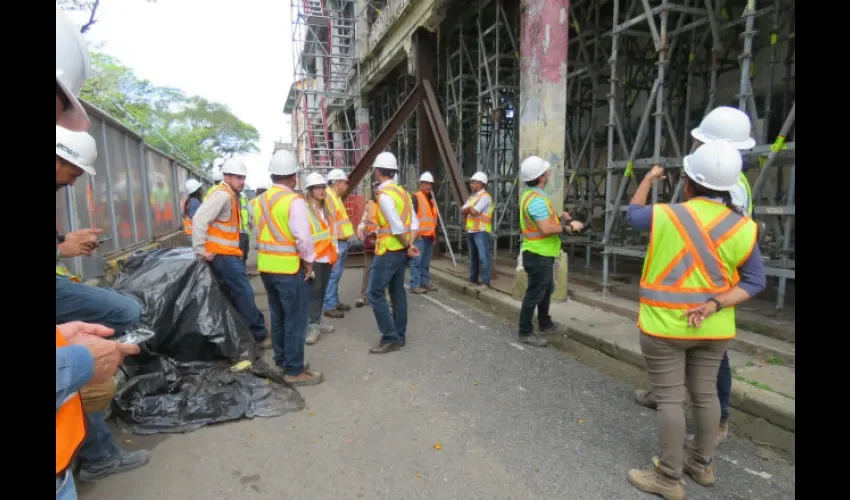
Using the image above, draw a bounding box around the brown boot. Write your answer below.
[283,370,324,386]
[716,420,728,445]
[425,283,438,291]
[324,309,344,319]
[627,461,686,500]
[410,287,427,294]
[336,302,352,312]
[355,297,367,308]
[683,455,716,487]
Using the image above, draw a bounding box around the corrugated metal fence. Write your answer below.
[56,101,213,280]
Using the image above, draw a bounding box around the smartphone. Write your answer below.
[115,328,156,345]
[97,233,112,245]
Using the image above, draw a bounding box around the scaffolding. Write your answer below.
[290,0,363,176]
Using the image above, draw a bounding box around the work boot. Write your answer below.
[336,302,352,312]
[538,322,562,336]
[355,297,368,308]
[716,420,729,444]
[634,389,659,410]
[425,283,438,292]
[369,341,402,354]
[257,337,273,350]
[284,369,324,386]
[683,455,716,487]
[78,449,151,483]
[410,286,427,294]
[319,324,335,334]
[324,309,344,319]
[305,325,321,345]
[518,333,547,347]
[627,459,686,500]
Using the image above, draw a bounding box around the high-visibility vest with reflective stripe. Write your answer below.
[56,263,81,283]
[307,201,339,266]
[465,191,494,233]
[365,200,378,235]
[239,195,250,233]
[638,198,758,340]
[375,184,413,256]
[731,172,753,217]
[414,191,437,238]
[56,327,87,474]
[204,184,243,257]
[326,189,355,240]
[519,189,561,257]
[254,186,301,274]
[183,198,195,235]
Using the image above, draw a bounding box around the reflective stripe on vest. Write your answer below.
[204,184,243,257]
[414,191,437,238]
[326,189,355,240]
[465,191,494,233]
[365,201,378,234]
[56,263,81,283]
[307,201,339,266]
[183,215,193,235]
[240,195,250,233]
[519,189,561,258]
[56,327,87,474]
[637,199,758,340]
[375,184,413,256]
[255,187,301,274]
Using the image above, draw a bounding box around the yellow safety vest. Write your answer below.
[465,191,494,233]
[326,188,354,239]
[56,263,81,283]
[254,186,302,274]
[239,194,250,233]
[375,183,413,256]
[204,183,219,201]
[519,189,561,257]
[638,198,758,340]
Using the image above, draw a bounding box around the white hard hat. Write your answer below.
[327,168,348,182]
[470,172,488,184]
[221,158,248,176]
[56,125,97,175]
[304,172,328,190]
[56,6,92,132]
[373,151,399,170]
[211,170,223,182]
[691,106,755,150]
[269,150,299,176]
[419,172,435,183]
[184,179,203,195]
[520,156,551,182]
[683,140,743,192]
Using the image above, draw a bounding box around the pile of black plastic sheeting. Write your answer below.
[110,247,304,435]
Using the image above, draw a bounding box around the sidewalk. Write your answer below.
[428,258,795,440]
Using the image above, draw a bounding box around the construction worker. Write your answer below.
[461,172,494,291]
[624,141,765,499]
[633,106,757,445]
[517,156,584,348]
[303,172,339,344]
[409,171,438,294]
[206,169,224,199]
[255,150,323,386]
[355,181,381,308]
[192,158,269,348]
[323,168,355,318]
[367,152,420,354]
[182,178,204,242]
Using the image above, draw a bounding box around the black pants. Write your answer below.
[309,262,332,325]
[518,251,555,335]
[239,233,250,262]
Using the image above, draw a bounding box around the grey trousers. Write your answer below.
[639,332,729,479]
[309,262,331,326]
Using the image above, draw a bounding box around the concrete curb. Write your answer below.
[429,268,795,435]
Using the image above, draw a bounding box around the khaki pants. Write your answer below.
[80,379,118,414]
[639,332,729,479]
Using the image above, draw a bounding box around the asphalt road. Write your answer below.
[79,269,795,500]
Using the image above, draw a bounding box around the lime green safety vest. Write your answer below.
[239,194,249,233]
[519,189,561,258]
[465,191,494,233]
[204,183,219,201]
[254,186,302,274]
[637,198,758,340]
[375,184,413,256]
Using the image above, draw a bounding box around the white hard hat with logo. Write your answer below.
[373,151,398,170]
[419,172,435,183]
[56,6,92,132]
[221,158,248,176]
[691,106,755,150]
[683,140,743,192]
[470,172,488,184]
[327,168,348,182]
[304,172,328,190]
[520,156,551,182]
[56,125,97,175]
[269,150,299,176]
[184,179,203,195]
[211,170,223,182]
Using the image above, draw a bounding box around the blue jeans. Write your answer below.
[56,470,77,500]
[261,271,309,376]
[55,276,143,331]
[409,237,434,288]
[78,411,120,465]
[210,255,267,342]
[717,350,732,422]
[323,239,348,311]
[467,232,491,285]
[368,250,408,344]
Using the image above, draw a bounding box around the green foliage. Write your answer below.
[79,53,260,170]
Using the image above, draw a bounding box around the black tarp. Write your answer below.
[110,247,304,434]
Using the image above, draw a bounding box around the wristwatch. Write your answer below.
[707,297,722,311]
[57,233,66,243]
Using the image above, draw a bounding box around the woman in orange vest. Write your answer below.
[303,173,338,345]
[355,181,380,308]
[182,179,204,244]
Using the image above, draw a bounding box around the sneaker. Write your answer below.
[284,370,324,386]
[369,341,402,354]
[319,324,335,334]
[78,449,151,483]
[336,303,352,312]
[410,286,427,294]
[627,460,686,500]
[306,325,321,345]
[683,455,716,486]
[634,389,659,410]
[425,283,438,291]
[475,284,490,292]
[324,309,344,319]
[518,333,547,347]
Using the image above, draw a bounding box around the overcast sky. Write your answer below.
[67,0,294,188]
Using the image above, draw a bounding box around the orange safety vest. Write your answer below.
[307,201,339,266]
[364,201,379,235]
[56,327,87,474]
[205,183,243,257]
[183,198,195,236]
[414,191,437,238]
[326,189,355,240]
